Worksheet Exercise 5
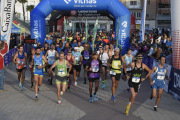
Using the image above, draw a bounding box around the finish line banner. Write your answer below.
[168,67,180,101]
[1,0,15,48]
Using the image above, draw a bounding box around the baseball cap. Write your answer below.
[74,47,78,50]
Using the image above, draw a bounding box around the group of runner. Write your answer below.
[12,34,171,115]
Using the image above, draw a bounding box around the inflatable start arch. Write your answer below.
[30,0,131,55]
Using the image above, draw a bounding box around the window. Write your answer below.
[147,0,150,5]
[146,12,150,18]
[145,24,149,29]
[137,12,141,18]
[130,1,137,5]
[131,12,136,17]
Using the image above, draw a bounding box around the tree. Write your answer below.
[17,0,27,22]
[14,0,18,14]
[26,5,34,12]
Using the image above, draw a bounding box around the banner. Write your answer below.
[169,67,180,101]
[1,0,15,48]
[85,19,88,44]
[63,16,67,41]
[92,19,98,52]
[140,0,147,42]
[75,17,76,34]
[116,14,119,47]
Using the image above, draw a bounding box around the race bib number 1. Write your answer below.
[132,77,140,83]
[110,70,116,75]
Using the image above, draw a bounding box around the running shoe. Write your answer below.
[89,97,93,103]
[21,85,23,91]
[125,104,130,115]
[126,88,130,93]
[47,79,50,83]
[31,85,34,88]
[58,100,61,104]
[74,82,77,86]
[60,91,64,96]
[154,106,158,111]
[35,95,38,102]
[19,82,21,87]
[94,95,98,101]
[49,80,52,85]
[102,83,106,88]
[149,95,153,100]
[67,88,71,92]
[111,95,115,102]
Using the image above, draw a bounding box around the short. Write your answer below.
[16,67,27,73]
[73,65,81,72]
[102,65,107,69]
[83,64,87,69]
[89,77,99,82]
[67,68,73,74]
[128,81,141,93]
[56,76,67,84]
[111,73,121,81]
[48,65,55,71]
[34,72,44,76]
[152,80,165,90]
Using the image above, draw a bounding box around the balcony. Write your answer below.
[157,0,170,4]
[158,8,171,14]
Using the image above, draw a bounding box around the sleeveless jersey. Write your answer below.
[33,54,44,73]
[66,55,73,68]
[101,50,109,66]
[82,50,90,64]
[110,55,121,74]
[125,54,133,71]
[89,60,100,78]
[152,65,166,82]
[129,63,143,84]
[48,50,56,65]
[56,60,67,77]
[16,52,26,69]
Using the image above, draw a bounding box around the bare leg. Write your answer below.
[129,87,138,105]
[73,69,77,82]
[56,83,61,100]
[89,82,93,97]
[94,80,99,94]
[111,77,116,95]
[34,75,39,95]
[21,69,26,85]
[155,89,163,106]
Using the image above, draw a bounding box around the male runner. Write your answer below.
[122,49,134,92]
[86,52,102,102]
[65,50,75,91]
[107,48,123,102]
[99,44,112,88]
[81,44,92,84]
[45,43,59,85]
[13,45,27,91]
[149,56,171,111]
[30,47,47,101]
[29,48,35,88]
[72,47,82,86]
[124,53,152,115]
[50,51,72,104]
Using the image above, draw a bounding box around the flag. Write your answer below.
[85,19,88,44]
[79,20,82,34]
[64,16,67,41]
[88,21,89,30]
[140,0,147,42]
[92,19,98,52]
[116,14,119,47]
[1,0,15,49]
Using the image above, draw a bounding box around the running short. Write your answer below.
[111,73,121,81]
[34,72,44,76]
[89,77,99,82]
[48,65,55,71]
[56,76,67,84]
[67,68,73,74]
[102,65,107,69]
[152,80,165,90]
[16,67,27,72]
[73,65,81,72]
[128,81,141,93]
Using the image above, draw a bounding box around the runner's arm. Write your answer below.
[165,68,171,81]
[13,53,18,64]
[50,61,57,74]
[124,62,134,74]
[143,64,153,82]
[55,51,59,59]
[107,57,111,68]
[30,56,34,67]
[72,56,75,65]
[42,55,48,67]
[44,50,48,59]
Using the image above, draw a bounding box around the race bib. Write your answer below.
[110,70,116,75]
[35,62,42,66]
[67,65,70,68]
[132,77,140,83]
[157,75,165,80]
[84,56,89,60]
[58,70,65,76]
[92,67,99,72]
[102,60,107,66]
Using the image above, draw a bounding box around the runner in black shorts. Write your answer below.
[107,48,123,102]
[124,53,152,115]
[65,50,75,91]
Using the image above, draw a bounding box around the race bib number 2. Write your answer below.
[110,70,116,75]
[132,77,140,83]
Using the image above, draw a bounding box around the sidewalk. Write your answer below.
[0,64,180,120]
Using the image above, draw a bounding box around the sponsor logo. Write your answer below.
[122,21,127,28]
[1,34,7,41]
[64,0,97,4]
[64,0,71,4]
[174,72,180,90]
[33,20,39,39]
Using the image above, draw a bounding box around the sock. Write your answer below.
[154,105,157,107]
[128,102,131,105]
[103,80,106,83]
[35,94,38,97]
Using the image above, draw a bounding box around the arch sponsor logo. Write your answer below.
[64,0,97,4]
[122,21,127,28]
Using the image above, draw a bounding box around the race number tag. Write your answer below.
[157,75,165,80]
[92,67,99,72]
[126,67,132,71]
[102,60,107,66]
[132,77,140,83]
[84,56,89,60]
[58,70,65,76]
[110,70,116,75]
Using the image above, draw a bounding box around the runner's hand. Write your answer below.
[89,68,92,71]
[79,61,82,65]
[141,78,146,81]
[150,81,154,85]
[121,65,123,68]
[168,78,171,81]
[53,72,55,76]
[67,73,69,77]
[126,75,130,80]
[37,66,42,69]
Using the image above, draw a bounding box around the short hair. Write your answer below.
[36,47,41,50]
[127,48,131,52]
[44,42,48,45]
[160,56,166,60]
[59,51,64,55]
[18,45,23,49]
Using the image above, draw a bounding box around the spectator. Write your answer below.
[10,33,16,49]
[45,36,53,48]
[0,40,8,92]
[166,37,172,50]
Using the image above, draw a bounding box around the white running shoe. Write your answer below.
[58,100,61,104]
[74,82,77,86]
[60,91,64,96]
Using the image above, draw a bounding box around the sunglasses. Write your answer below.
[68,52,72,53]
[99,47,102,48]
